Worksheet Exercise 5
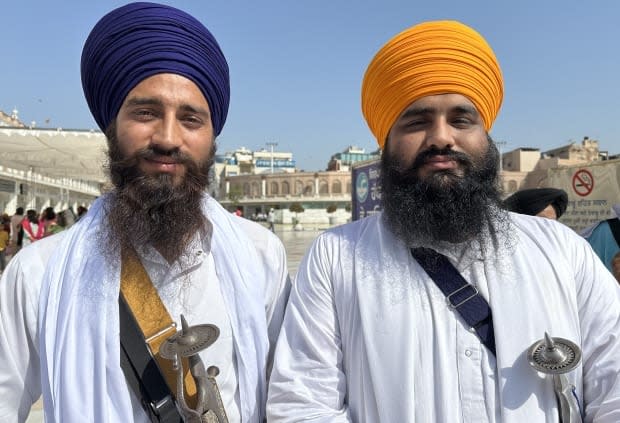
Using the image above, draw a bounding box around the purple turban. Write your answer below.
[81,2,230,135]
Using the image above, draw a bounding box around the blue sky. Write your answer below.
[2,0,619,171]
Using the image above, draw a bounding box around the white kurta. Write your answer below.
[267,212,620,422]
[0,196,290,423]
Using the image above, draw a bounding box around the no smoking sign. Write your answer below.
[572,169,594,197]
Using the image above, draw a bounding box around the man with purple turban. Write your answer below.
[267,21,620,422]
[0,3,289,422]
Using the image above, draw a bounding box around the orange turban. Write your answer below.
[361,20,503,148]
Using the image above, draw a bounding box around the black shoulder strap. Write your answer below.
[411,247,496,356]
[606,218,620,247]
[119,295,183,423]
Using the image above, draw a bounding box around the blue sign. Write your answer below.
[356,172,368,203]
[352,160,382,221]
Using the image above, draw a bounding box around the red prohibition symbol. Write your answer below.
[572,169,594,197]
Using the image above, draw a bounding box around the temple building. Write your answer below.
[216,146,380,226]
[0,109,103,215]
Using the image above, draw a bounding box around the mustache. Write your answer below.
[119,146,196,167]
[107,145,202,188]
[387,147,474,178]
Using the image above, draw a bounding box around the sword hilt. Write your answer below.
[527,332,583,423]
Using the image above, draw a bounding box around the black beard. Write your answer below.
[102,124,215,263]
[380,135,506,249]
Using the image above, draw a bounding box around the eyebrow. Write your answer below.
[124,97,162,108]
[451,104,479,116]
[124,97,210,117]
[399,106,436,120]
[399,103,479,120]
[179,104,210,118]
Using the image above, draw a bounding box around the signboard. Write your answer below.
[351,159,382,221]
[571,169,594,197]
[547,160,620,232]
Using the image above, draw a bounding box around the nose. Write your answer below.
[424,119,454,151]
[151,114,182,152]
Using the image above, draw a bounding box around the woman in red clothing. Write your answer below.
[21,209,45,246]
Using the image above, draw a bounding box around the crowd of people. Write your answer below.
[503,188,620,283]
[0,205,88,272]
[0,3,618,423]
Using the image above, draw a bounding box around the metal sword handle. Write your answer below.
[170,352,203,423]
[553,373,583,423]
[188,355,229,423]
[160,315,229,423]
[527,333,583,423]
[172,352,229,423]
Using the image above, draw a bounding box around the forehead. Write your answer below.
[124,73,210,108]
[398,93,479,116]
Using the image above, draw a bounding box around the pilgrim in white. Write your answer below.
[267,20,620,422]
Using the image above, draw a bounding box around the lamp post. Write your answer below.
[496,140,507,171]
[266,141,278,174]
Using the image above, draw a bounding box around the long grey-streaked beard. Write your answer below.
[380,135,508,254]
[102,124,215,264]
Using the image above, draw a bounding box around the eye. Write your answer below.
[182,115,204,128]
[185,115,201,123]
[451,116,474,127]
[132,109,157,121]
[404,118,428,129]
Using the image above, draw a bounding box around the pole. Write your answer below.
[266,141,278,174]
[496,140,507,171]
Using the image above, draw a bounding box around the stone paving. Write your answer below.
[25,225,322,422]
[275,226,323,277]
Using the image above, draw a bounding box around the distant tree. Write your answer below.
[344,202,352,212]
[289,202,304,214]
[289,202,304,225]
[228,186,243,206]
[326,204,337,213]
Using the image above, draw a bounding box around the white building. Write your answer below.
[327,145,380,172]
[0,124,105,214]
[210,146,296,199]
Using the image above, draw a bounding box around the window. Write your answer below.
[319,180,328,194]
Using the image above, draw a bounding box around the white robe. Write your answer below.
[267,212,620,422]
[0,195,290,423]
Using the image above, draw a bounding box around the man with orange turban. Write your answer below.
[268,21,620,422]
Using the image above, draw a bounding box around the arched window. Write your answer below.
[332,180,342,194]
[251,182,260,197]
[270,182,279,195]
[243,183,250,196]
[319,180,329,194]
[282,181,290,195]
[295,180,304,195]
[303,183,313,196]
